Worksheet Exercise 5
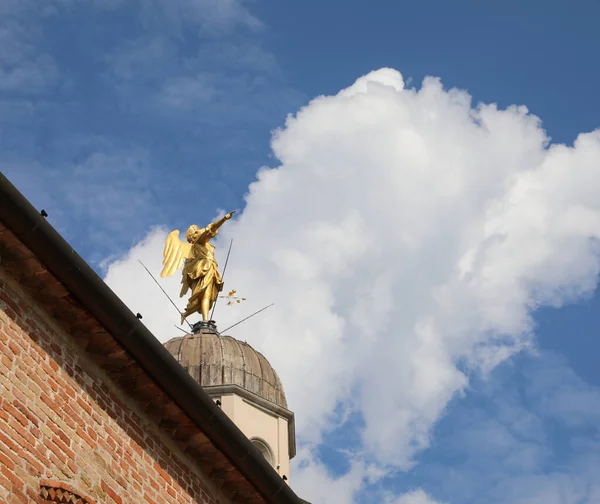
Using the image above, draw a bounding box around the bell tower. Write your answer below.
[159,210,295,480]
[164,326,296,481]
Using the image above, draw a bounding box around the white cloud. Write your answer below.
[104,226,186,325]
[136,0,262,35]
[0,14,59,94]
[104,68,600,493]
[291,447,366,504]
[524,352,600,428]
[395,351,600,504]
[388,489,444,504]
[101,0,286,122]
[160,74,218,108]
[484,463,600,504]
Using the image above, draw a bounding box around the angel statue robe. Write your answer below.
[180,230,224,321]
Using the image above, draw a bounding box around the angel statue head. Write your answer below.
[185,225,203,243]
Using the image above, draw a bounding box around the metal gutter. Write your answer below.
[0,172,304,504]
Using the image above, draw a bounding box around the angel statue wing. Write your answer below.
[160,230,193,278]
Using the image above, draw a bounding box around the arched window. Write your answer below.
[250,438,274,466]
[39,480,95,504]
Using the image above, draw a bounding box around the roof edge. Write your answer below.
[0,172,303,504]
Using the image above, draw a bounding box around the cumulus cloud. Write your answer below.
[379,350,600,504]
[125,0,261,37]
[104,68,600,498]
[291,448,367,504]
[388,489,444,504]
[0,5,59,94]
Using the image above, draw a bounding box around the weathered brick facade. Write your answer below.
[0,271,225,504]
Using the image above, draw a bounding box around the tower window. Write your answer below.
[250,438,274,466]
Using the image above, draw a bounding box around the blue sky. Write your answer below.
[3,1,600,503]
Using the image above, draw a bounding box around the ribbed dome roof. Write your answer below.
[164,333,287,408]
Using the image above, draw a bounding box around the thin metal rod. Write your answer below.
[174,324,191,335]
[220,303,274,334]
[138,260,193,329]
[209,238,233,321]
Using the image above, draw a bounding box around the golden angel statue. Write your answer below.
[160,211,236,323]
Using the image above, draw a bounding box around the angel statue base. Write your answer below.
[191,320,218,335]
[160,211,236,325]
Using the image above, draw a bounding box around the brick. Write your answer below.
[0,430,19,454]
[6,418,37,448]
[12,399,39,428]
[50,433,76,461]
[0,451,15,470]
[76,426,97,450]
[0,464,23,491]
[0,353,11,371]
[0,272,224,504]
[19,449,44,474]
[48,421,70,447]
[86,425,98,441]
[101,480,123,504]
[10,387,27,405]
[144,493,159,504]
[3,401,30,428]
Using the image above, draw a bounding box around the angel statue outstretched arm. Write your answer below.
[161,211,235,323]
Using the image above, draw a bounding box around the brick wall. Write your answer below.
[0,270,230,504]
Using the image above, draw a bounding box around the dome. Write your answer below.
[164,332,288,409]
